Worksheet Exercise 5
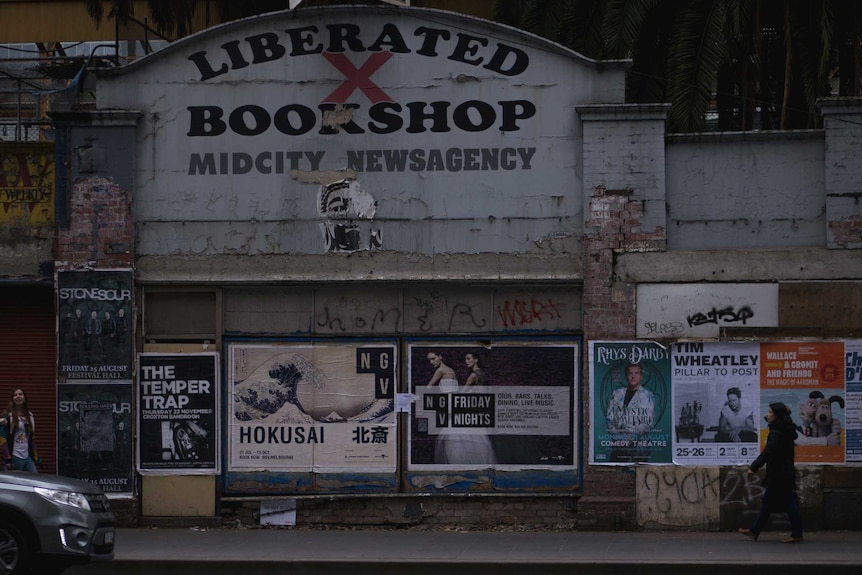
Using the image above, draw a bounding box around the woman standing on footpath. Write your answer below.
[0,388,41,472]
[738,402,803,543]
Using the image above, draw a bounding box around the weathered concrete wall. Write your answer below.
[0,240,53,280]
[665,131,825,250]
[821,99,862,249]
[634,466,855,532]
[137,249,583,283]
[223,284,581,335]
[636,466,720,530]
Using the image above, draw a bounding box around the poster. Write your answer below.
[761,342,845,463]
[590,341,672,464]
[57,383,133,493]
[137,353,220,474]
[671,342,760,465]
[408,342,578,471]
[0,143,54,228]
[846,340,862,463]
[228,342,396,472]
[57,269,134,380]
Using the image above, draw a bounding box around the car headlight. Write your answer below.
[34,487,92,511]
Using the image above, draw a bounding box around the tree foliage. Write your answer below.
[83,1,296,38]
[83,1,861,132]
[494,0,862,132]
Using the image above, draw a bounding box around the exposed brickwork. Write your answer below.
[220,496,580,530]
[582,469,636,495]
[580,186,666,528]
[828,215,862,249]
[55,176,134,268]
[582,186,664,339]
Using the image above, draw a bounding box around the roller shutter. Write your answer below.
[0,285,56,474]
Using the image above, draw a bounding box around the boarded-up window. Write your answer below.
[145,290,217,340]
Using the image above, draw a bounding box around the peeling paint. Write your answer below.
[321,103,356,129]
[290,169,357,185]
[408,474,491,489]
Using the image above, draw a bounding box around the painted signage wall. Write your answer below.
[0,143,54,232]
[95,7,626,257]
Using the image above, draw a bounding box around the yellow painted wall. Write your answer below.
[0,1,494,43]
[0,143,54,228]
[0,0,217,43]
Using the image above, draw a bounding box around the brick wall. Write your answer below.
[221,496,581,530]
[580,183,666,529]
[55,176,133,268]
[828,215,862,249]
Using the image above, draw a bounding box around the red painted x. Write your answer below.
[322,52,394,104]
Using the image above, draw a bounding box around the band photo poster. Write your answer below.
[408,341,579,471]
[57,269,134,381]
[57,383,134,493]
[137,353,220,474]
[590,341,672,464]
[227,341,397,473]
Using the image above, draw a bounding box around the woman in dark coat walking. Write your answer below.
[738,402,803,543]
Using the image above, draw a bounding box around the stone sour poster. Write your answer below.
[57,269,133,380]
[57,383,133,493]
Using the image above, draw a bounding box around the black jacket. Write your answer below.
[750,419,798,495]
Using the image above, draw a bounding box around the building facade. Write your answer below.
[1,5,861,529]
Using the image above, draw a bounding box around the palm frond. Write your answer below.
[666,0,730,132]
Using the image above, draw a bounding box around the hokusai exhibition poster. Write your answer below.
[227,341,396,472]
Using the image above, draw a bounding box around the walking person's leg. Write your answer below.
[739,488,771,540]
[782,492,804,543]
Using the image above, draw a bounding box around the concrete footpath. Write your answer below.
[66,527,862,575]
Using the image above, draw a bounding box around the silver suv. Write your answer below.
[0,471,115,574]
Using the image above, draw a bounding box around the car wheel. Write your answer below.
[0,518,30,575]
